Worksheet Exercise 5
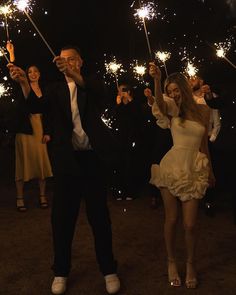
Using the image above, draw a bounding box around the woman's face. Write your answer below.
[27,66,40,82]
[166,82,182,106]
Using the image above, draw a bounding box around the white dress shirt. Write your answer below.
[68,81,91,150]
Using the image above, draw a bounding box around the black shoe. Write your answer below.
[205,202,215,217]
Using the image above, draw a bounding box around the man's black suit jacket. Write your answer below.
[27,75,116,176]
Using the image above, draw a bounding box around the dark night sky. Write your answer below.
[1,0,236,84]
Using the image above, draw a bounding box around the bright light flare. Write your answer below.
[105,57,124,76]
[215,40,232,58]
[0,5,13,15]
[14,0,31,12]
[155,51,171,62]
[185,61,198,77]
[0,83,10,98]
[132,60,146,81]
[134,2,157,21]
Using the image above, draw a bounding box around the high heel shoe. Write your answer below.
[168,259,181,287]
[39,195,49,209]
[16,197,27,212]
[185,261,198,289]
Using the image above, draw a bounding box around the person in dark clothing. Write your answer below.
[143,87,173,208]
[203,85,236,223]
[110,84,144,200]
[8,45,120,295]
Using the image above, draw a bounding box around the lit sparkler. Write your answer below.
[132,60,146,82]
[0,83,10,98]
[101,108,116,130]
[0,4,13,40]
[155,51,171,76]
[14,0,56,57]
[0,47,10,63]
[215,41,236,69]
[133,1,157,59]
[105,56,124,88]
[185,61,199,78]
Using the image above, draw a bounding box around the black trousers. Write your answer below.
[51,150,117,276]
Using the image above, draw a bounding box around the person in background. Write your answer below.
[189,76,221,216]
[111,84,144,201]
[143,87,174,209]
[7,42,52,211]
[203,83,236,223]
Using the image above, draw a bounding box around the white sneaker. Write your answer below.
[51,277,67,294]
[104,274,120,294]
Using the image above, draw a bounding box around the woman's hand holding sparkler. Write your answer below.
[7,64,30,98]
[149,62,161,81]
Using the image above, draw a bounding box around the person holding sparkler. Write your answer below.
[6,43,52,211]
[189,76,221,217]
[8,45,120,295]
[111,83,144,201]
[149,63,215,289]
[202,81,236,224]
[143,87,176,209]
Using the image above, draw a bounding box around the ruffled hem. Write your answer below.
[150,152,209,202]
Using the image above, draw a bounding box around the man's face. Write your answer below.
[188,77,203,91]
[118,85,132,103]
[60,49,83,71]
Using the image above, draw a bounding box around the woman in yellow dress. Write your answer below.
[14,64,53,211]
[7,42,52,211]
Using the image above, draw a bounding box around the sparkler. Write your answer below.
[0,83,10,98]
[132,60,146,82]
[185,61,198,78]
[215,41,236,70]
[105,56,124,89]
[0,47,10,63]
[14,0,56,57]
[133,1,157,59]
[155,51,171,77]
[101,108,116,130]
[0,4,13,40]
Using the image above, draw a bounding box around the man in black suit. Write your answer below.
[8,46,120,295]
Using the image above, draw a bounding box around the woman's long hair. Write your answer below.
[164,73,204,125]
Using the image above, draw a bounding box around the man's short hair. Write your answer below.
[60,45,82,57]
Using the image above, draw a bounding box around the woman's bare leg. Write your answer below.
[161,188,181,286]
[182,199,199,288]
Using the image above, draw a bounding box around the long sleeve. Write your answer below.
[151,95,179,129]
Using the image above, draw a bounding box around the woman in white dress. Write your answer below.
[149,63,215,288]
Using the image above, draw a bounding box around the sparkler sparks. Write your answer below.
[14,0,32,12]
[0,4,13,15]
[0,83,11,98]
[0,4,15,40]
[185,61,199,77]
[104,56,124,88]
[132,60,146,82]
[155,51,171,62]
[134,1,157,22]
[155,51,171,77]
[215,41,232,58]
[215,39,236,69]
[101,108,116,130]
